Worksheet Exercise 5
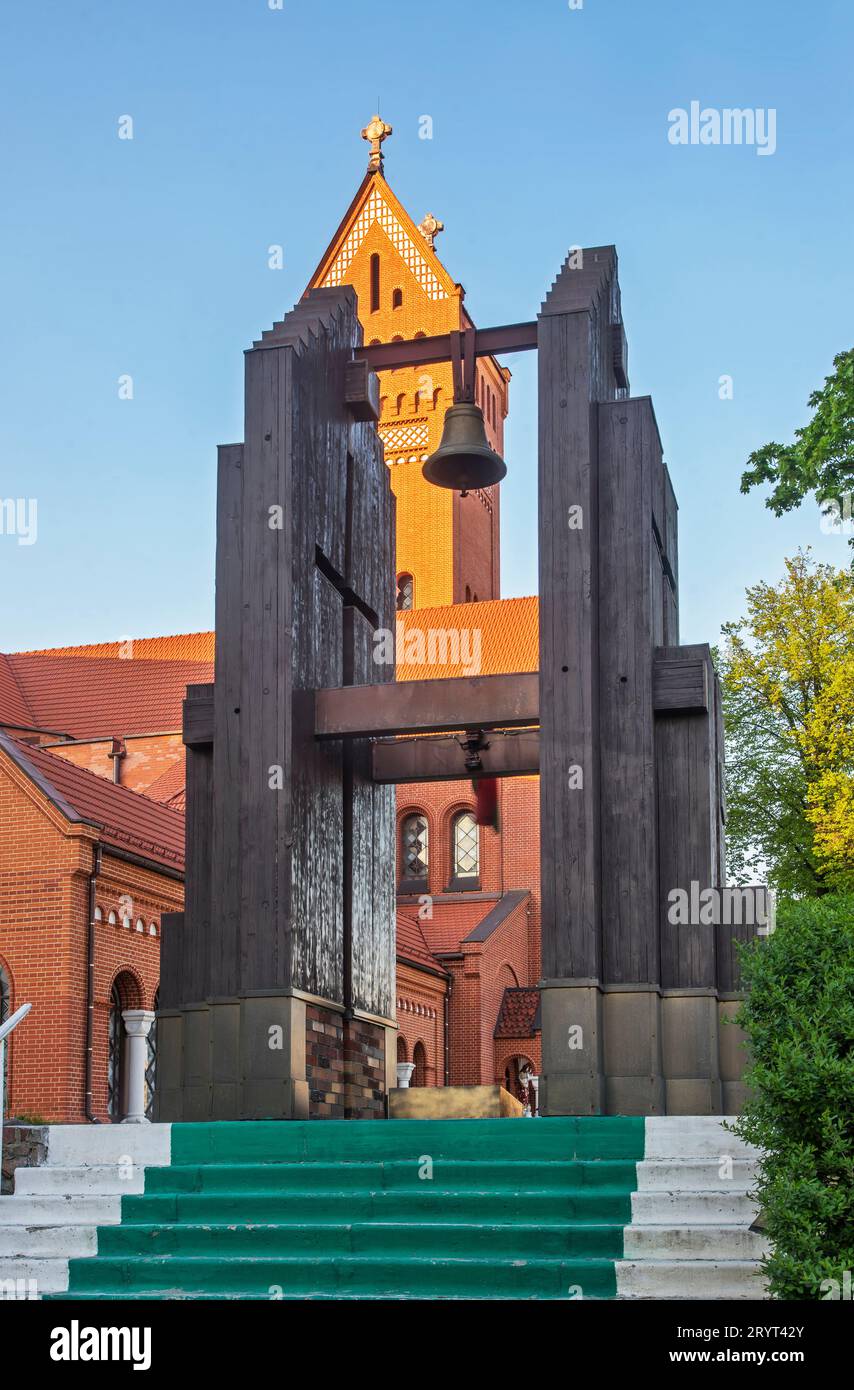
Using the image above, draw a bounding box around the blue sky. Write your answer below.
[1,0,852,651]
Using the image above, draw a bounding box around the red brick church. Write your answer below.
[0,120,542,1124]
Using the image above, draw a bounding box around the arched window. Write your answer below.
[396,573,414,611]
[412,1041,427,1087]
[396,1035,408,1063]
[401,813,429,885]
[451,811,479,887]
[465,585,471,603]
[107,911,117,925]
[370,253,380,313]
[93,906,102,922]
[392,287,403,309]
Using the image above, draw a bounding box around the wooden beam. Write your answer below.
[653,651,709,713]
[372,731,540,784]
[315,673,539,740]
[182,683,214,747]
[357,322,538,374]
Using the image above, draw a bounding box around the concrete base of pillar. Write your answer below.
[718,998,751,1113]
[539,984,604,1115]
[539,983,749,1116]
[155,994,398,1121]
[661,993,722,1115]
[602,989,665,1115]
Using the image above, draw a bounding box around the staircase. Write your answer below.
[49,1118,643,1300]
[1,1116,769,1300]
[616,1118,769,1299]
[0,1125,171,1299]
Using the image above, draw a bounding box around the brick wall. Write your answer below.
[46,734,185,798]
[396,959,446,1086]
[305,1004,388,1120]
[0,755,182,1123]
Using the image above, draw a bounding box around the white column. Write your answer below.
[121,1009,155,1124]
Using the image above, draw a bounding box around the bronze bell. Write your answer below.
[422,402,507,495]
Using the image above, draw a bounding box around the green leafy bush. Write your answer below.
[732,894,854,1299]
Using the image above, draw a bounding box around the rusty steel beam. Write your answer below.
[314,673,540,740]
[372,731,540,784]
[356,322,539,374]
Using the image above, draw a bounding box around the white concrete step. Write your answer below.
[624,1224,770,1260]
[636,1158,757,1190]
[645,1117,760,1161]
[14,1163,147,1195]
[0,1256,69,1295]
[631,1189,757,1224]
[0,1224,97,1258]
[0,1194,121,1227]
[617,1259,769,1300]
[43,1123,171,1168]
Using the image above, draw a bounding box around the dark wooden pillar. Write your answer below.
[538,248,616,1115]
[157,288,396,1121]
[597,397,665,1114]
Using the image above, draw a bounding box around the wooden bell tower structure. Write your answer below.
[158,122,754,1120]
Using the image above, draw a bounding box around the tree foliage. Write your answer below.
[732,895,854,1300]
[720,552,854,894]
[740,349,854,549]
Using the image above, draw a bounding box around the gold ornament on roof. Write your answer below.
[418,213,445,250]
[361,114,393,172]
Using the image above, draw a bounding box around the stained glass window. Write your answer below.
[402,813,429,880]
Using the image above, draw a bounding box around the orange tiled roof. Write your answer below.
[144,758,187,809]
[0,734,185,872]
[0,653,34,729]
[13,633,215,662]
[494,987,541,1039]
[396,911,446,974]
[396,597,537,681]
[0,654,214,739]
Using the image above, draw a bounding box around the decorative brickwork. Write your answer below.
[305,1005,388,1120]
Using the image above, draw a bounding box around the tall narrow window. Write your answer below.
[412,1041,427,1087]
[396,573,414,610]
[107,984,125,1121]
[452,811,479,886]
[370,253,381,313]
[0,965,10,1115]
[401,813,429,885]
[392,287,403,309]
[145,987,159,1120]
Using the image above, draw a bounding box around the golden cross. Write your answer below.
[361,113,393,173]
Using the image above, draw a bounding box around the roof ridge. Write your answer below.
[8,630,214,658]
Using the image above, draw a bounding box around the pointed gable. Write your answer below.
[307,173,458,305]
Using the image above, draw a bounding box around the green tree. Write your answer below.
[732,894,854,1301]
[720,552,854,895]
[740,349,854,547]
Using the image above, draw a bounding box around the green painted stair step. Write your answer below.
[142,1158,639,1193]
[55,1117,644,1301]
[64,1254,620,1299]
[96,1219,625,1259]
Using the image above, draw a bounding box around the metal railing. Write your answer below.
[0,1003,32,1188]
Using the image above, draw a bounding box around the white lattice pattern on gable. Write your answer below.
[379,419,430,459]
[322,188,448,301]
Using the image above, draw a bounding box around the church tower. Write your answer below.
[306,115,509,610]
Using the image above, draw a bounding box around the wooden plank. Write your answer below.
[653,650,709,712]
[183,744,212,1004]
[211,443,245,999]
[182,684,214,747]
[598,398,660,986]
[315,672,539,740]
[537,303,604,981]
[358,321,538,373]
[372,730,540,783]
